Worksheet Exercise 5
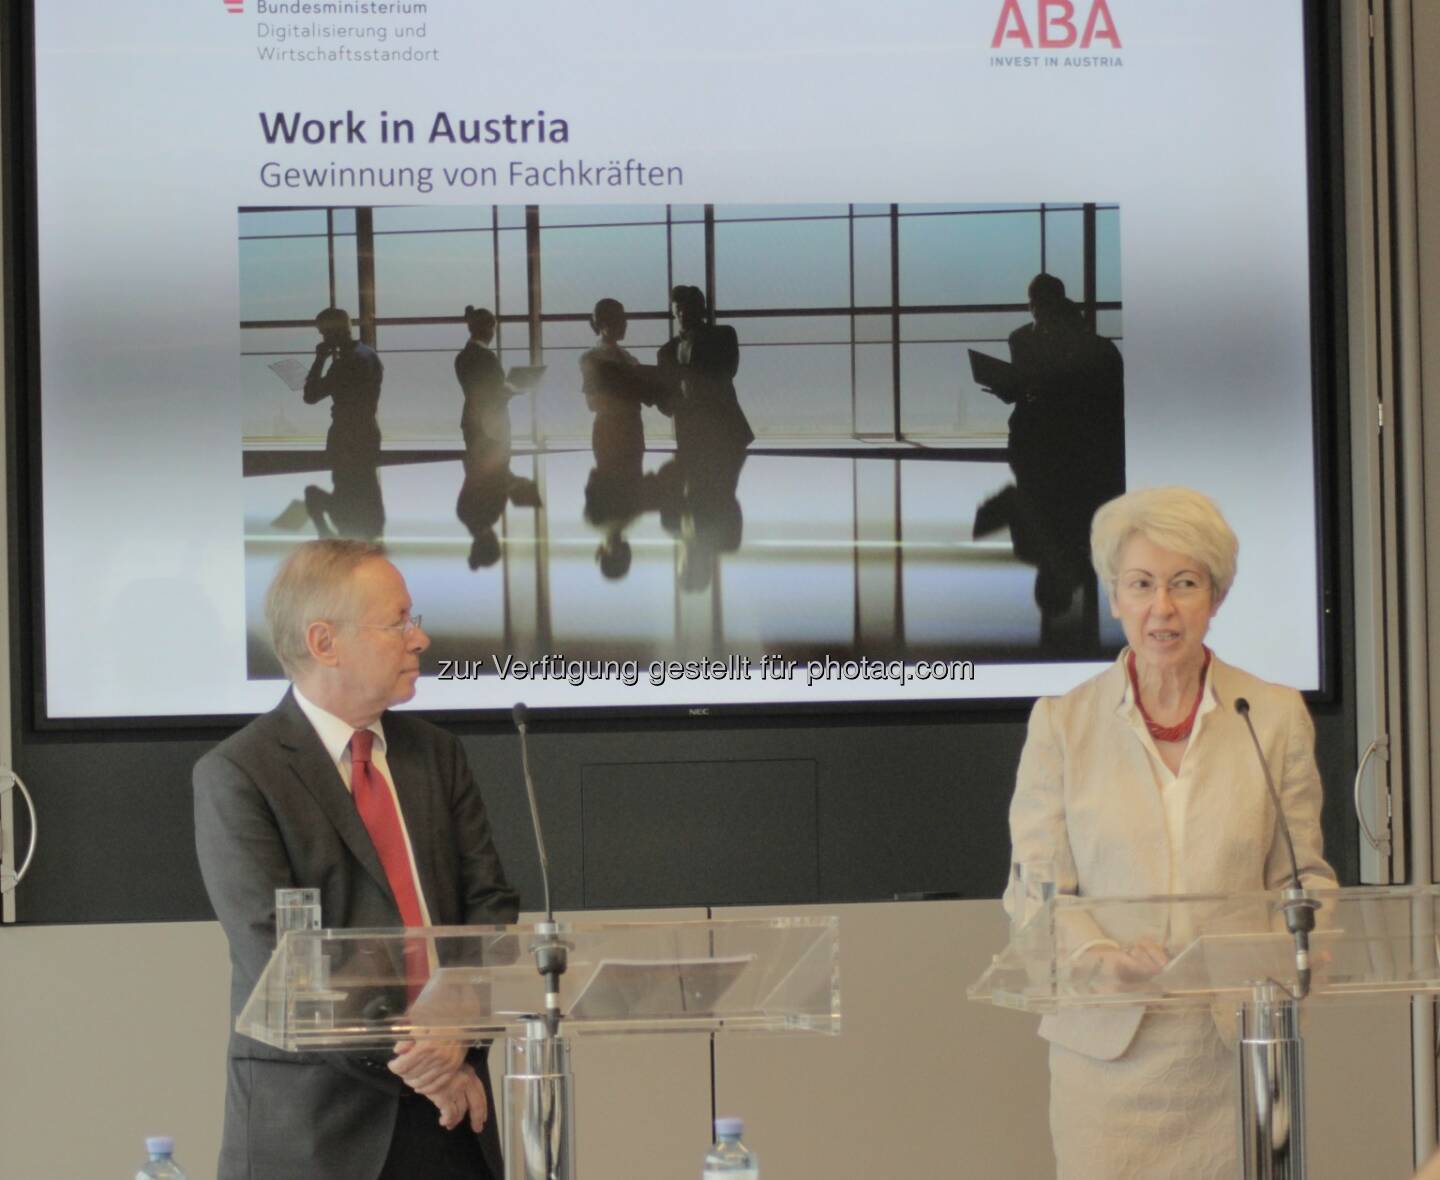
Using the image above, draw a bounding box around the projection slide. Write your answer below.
[27,1,1323,716]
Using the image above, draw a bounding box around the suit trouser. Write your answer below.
[380,1089,496,1180]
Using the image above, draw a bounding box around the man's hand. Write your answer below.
[389,1039,468,1095]
[425,1063,489,1133]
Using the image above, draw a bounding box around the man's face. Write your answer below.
[332,558,429,717]
[672,300,700,332]
[317,314,351,348]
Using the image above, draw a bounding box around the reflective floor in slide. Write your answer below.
[241,449,1124,680]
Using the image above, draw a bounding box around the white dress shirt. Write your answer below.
[293,686,434,924]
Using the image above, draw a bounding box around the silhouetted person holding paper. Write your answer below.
[454,433,514,571]
[301,307,386,540]
[975,274,1124,649]
[455,306,511,455]
[453,305,539,570]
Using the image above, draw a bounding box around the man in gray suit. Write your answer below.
[195,540,518,1180]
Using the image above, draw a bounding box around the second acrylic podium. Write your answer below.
[969,885,1440,1180]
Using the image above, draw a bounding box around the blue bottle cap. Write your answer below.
[145,1137,175,1156]
[715,1117,744,1137]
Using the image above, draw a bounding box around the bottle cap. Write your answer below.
[715,1117,744,1137]
[145,1137,175,1156]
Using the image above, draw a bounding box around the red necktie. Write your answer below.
[350,729,428,1000]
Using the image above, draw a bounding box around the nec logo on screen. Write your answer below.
[991,0,1122,49]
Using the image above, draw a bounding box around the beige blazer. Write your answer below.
[1005,652,1337,1060]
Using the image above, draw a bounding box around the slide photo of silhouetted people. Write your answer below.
[237,201,1125,679]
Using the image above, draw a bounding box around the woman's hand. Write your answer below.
[1082,937,1170,987]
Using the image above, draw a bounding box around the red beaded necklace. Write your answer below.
[1127,647,1212,743]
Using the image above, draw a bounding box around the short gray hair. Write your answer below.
[265,540,386,677]
[1090,487,1239,602]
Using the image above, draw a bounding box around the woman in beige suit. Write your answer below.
[1006,486,1336,1180]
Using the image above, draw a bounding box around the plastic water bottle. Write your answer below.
[703,1117,758,1178]
[134,1136,188,1180]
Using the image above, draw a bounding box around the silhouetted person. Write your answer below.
[452,305,539,570]
[648,286,754,592]
[646,429,747,594]
[658,284,754,457]
[301,307,385,539]
[977,274,1124,650]
[585,471,644,580]
[455,305,511,454]
[454,444,542,570]
[578,298,661,579]
[580,298,647,477]
[455,433,511,570]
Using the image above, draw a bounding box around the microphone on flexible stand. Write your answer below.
[1234,697,1320,998]
[513,702,566,1037]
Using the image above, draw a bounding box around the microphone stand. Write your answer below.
[503,703,574,1180]
[1235,697,1320,999]
[515,702,567,1036]
[1234,696,1319,1180]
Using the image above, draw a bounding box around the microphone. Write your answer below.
[512,702,566,1036]
[1234,697,1319,998]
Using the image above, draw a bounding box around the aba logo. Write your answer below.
[222,0,243,12]
[991,0,1122,49]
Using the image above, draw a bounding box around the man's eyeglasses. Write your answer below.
[345,614,424,635]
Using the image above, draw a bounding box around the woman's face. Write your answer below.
[1108,532,1219,674]
[595,307,627,343]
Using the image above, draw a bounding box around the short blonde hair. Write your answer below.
[265,540,386,677]
[1090,487,1238,602]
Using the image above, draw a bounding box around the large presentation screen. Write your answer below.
[25,0,1325,719]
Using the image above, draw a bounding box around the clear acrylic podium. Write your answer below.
[238,916,840,1179]
[969,885,1440,1179]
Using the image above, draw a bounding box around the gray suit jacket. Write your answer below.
[194,690,519,1180]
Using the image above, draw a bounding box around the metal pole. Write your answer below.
[1237,983,1306,1179]
[1341,0,1399,890]
[502,1020,575,1180]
